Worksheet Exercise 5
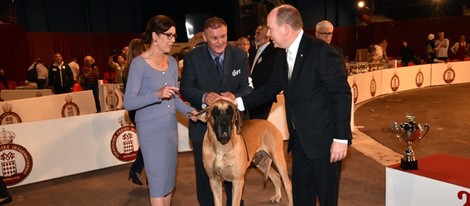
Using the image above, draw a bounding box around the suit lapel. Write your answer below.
[289,34,308,87]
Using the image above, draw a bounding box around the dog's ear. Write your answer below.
[196,109,208,123]
[234,105,242,134]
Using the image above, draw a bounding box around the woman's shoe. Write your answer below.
[0,195,12,205]
[128,170,143,186]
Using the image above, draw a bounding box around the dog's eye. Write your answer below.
[212,108,220,117]
[226,107,233,115]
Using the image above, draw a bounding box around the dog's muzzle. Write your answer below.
[211,106,234,145]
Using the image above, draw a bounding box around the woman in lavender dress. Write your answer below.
[124,15,197,206]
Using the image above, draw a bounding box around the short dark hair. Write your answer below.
[141,15,176,44]
[203,17,227,31]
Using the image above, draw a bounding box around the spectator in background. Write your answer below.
[27,58,46,88]
[108,54,126,83]
[237,36,251,58]
[122,46,129,57]
[35,58,49,89]
[425,33,436,63]
[177,46,191,80]
[123,38,147,186]
[379,39,390,63]
[0,177,12,204]
[68,57,80,83]
[81,55,101,112]
[434,31,449,62]
[400,40,420,66]
[0,69,8,89]
[450,35,468,61]
[315,20,344,57]
[49,53,74,94]
[248,25,279,120]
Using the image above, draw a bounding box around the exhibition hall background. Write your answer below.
[1,0,470,84]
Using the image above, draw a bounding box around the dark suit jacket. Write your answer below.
[180,44,252,143]
[249,43,280,90]
[242,33,352,160]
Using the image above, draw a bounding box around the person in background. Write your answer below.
[424,33,436,63]
[80,55,101,112]
[49,53,74,94]
[400,40,421,66]
[123,38,147,186]
[315,20,343,57]
[247,25,279,120]
[379,39,390,63]
[26,58,46,89]
[68,57,80,83]
[434,31,449,62]
[124,15,198,206]
[237,36,251,58]
[450,35,468,61]
[35,58,49,89]
[108,54,126,83]
[122,46,129,57]
[0,177,12,204]
[0,69,7,89]
[180,16,252,206]
[225,4,352,205]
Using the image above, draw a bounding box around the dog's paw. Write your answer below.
[269,195,282,203]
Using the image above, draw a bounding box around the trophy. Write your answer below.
[391,114,430,170]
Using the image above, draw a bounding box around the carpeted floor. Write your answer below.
[6,83,470,206]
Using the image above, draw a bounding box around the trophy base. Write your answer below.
[400,159,418,170]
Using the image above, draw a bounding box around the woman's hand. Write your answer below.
[189,110,199,122]
[157,86,179,100]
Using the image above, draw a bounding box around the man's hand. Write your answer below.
[220,92,236,104]
[330,141,348,163]
[204,92,221,105]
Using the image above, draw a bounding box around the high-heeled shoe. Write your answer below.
[0,195,12,205]
[128,169,143,185]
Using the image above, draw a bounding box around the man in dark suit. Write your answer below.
[315,20,344,58]
[180,17,252,206]
[247,25,280,120]
[226,4,352,206]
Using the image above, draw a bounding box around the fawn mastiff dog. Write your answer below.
[199,99,293,206]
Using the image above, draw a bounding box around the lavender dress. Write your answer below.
[124,55,193,197]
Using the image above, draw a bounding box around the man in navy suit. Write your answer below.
[180,17,252,206]
[247,25,280,120]
[227,4,352,206]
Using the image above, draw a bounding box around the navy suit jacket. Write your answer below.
[242,33,352,159]
[180,43,252,143]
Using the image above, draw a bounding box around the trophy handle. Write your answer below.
[419,123,430,139]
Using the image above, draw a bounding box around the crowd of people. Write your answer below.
[367,31,469,67]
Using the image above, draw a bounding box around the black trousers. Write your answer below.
[191,139,240,206]
[36,79,47,89]
[248,101,273,120]
[291,133,342,206]
[0,177,10,198]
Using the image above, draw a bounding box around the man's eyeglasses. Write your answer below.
[316,31,333,36]
[161,32,178,40]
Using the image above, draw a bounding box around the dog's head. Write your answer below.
[202,99,242,145]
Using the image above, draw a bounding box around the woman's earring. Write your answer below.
[154,40,157,46]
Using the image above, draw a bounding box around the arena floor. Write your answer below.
[7,83,470,206]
